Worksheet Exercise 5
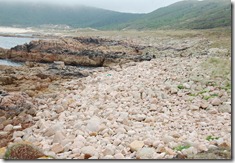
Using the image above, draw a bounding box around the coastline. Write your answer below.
[0,29,231,159]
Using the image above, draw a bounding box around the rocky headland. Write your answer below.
[0,30,231,159]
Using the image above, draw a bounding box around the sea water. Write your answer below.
[0,36,36,49]
[0,59,22,66]
[0,36,38,66]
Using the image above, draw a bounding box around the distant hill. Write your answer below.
[116,0,231,30]
[0,2,143,28]
[0,0,231,30]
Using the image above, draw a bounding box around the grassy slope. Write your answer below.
[118,0,231,30]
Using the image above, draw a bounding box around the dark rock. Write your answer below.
[7,37,153,67]
[0,92,36,118]
[0,76,15,85]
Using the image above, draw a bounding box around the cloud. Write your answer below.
[0,0,182,13]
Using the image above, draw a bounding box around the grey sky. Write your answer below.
[0,0,182,13]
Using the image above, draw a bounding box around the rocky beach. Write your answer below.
[0,29,231,159]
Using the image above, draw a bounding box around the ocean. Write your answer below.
[0,35,38,66]
[0,35,36,49]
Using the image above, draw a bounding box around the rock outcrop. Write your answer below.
[4,37,153,67]
[0,91,36,118]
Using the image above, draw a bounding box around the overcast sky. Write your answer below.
[0,0,182,13]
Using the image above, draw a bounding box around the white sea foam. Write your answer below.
[0,27,34,34]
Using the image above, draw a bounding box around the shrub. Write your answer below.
[4,143,45,160]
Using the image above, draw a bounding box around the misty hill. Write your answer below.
[0,2,143,28]
[0,0,231,30]
[117,0,231,30]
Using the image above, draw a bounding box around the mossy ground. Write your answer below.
[187,147,231,159]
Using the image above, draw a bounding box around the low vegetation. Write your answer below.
[173,145,191,151]
[201,57,231,91]
[4,143,45,160]
[206,136,220,141]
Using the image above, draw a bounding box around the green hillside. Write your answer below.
[0,2,142,28]
[120,0,231,30]
[0,0,231,30]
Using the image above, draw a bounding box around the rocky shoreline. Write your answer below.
[0,37,153,67]
[0,32,231,159]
